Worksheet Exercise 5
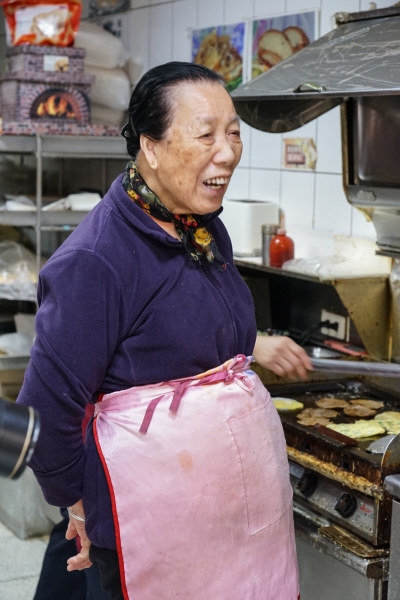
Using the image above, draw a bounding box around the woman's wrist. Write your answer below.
[67,507,85,522]
[68,499,86,521]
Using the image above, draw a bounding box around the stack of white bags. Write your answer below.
[75,22,131,127]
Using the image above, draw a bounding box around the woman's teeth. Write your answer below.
[204,177,229,189]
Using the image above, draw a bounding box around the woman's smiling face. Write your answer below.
[137,81,242,215]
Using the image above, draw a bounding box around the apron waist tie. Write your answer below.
[140,354,254,434]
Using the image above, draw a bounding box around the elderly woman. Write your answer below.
[18,62,311,600]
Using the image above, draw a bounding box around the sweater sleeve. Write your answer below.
[17,249,125,507]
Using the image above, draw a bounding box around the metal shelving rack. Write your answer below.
[0,134,127,273]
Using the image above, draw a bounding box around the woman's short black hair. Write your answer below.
[122,61,224,159]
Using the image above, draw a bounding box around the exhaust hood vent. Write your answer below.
[231,8,400,133]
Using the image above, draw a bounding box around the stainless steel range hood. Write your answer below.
[231,7,400,133]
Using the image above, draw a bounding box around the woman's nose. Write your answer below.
[213,136,237,165]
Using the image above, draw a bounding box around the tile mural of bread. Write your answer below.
[193,24,244,92]
[252,13,314,79]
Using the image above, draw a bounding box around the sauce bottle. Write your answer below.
[269,229,294,268]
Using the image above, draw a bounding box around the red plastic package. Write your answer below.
[1,0,82,46]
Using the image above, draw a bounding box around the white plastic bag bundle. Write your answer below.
[0,241,37,302]
[85,65,130,111]
[91,104,125,127]
[0,332,34,356]
[75,22,129,69]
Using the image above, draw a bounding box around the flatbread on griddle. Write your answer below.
[350,399,384,410]
[315,398,350,409]
[327,421,385,439]
[297,408,339,419]
[344,406,377,418]
[272,398,304,411]
[297,416,332,427]
[374,411,400,434]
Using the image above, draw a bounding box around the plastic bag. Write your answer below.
[75,21,129,69]
[85,65,130,111]
[2,0,81,46]
[283,255,390,280]
[0,241,37,302]
[91,103,125,127]
[0,332,34,355]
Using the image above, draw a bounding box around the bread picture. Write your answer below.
[258,29,293,67]
[252,13,314,79]
[193,24,244,91]
[283,26,310,51]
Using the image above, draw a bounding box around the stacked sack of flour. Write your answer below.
[75,22,131,127]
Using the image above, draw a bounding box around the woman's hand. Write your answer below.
[66,499,93,571]
[253,335,313,380]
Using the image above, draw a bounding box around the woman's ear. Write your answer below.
[140,136,158,169]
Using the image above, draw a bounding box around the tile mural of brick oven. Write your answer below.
[28,85,90,121]
[1,81,91,123]
[0,46,93,128]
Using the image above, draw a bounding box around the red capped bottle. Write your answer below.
[269,229,294,268]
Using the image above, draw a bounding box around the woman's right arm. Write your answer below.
[17,250,125,508]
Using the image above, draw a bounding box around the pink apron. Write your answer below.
[93,355,299,600]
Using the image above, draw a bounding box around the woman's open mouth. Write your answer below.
[203,177,229,191]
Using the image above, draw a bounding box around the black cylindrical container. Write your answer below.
[0,398,40,479]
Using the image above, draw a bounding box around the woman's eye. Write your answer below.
[229,130,241,138]
[201,133,213,139]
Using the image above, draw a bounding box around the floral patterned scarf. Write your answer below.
[122,161,226,271]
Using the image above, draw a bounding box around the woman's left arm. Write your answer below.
[253,335,313,380]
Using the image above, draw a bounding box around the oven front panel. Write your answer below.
[290,460,378,544]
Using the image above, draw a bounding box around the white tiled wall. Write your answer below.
[118,0,382,243]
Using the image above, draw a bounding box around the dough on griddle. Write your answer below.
[272,398,304,411]
[297,407,339,419]
[374,411,400,434]
[350,399,384,410]
[344,405,377,417]
[297,416,332,427]
[328,421,385,439]
[315,398,350,409]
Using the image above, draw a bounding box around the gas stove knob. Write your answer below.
[296,472,318,497]
[334,493,357,518]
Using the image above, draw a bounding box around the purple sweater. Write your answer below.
[17,174,257,550]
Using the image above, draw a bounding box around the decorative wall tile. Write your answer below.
[172,0,197,61]
[281,171,315,229]
[314,173,351,235]
[249,168,281,204]
[316,106,342,174]
[149,3,172,67]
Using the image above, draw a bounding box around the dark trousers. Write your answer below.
[89,544,123,600]
[33,509,111,600]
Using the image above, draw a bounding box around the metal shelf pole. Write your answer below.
[35,135,42,277]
